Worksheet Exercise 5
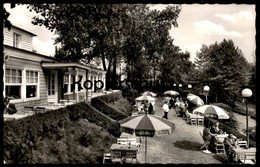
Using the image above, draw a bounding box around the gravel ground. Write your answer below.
[136,97,223,164]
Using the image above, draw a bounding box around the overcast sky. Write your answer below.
[4,3,256,63]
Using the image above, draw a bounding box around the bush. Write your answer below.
[212,103,239,131]
[91,98,128,120]
[80,131,94,147]
[121,87,139,104]
[66,102,121,137]
[95,90,123,103]
[3,108,70,163]
[108,98,134,116]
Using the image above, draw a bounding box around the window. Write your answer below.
[5,68,22,99]
[70,75,74,92]
[13,33,21,48]
[48,73,55,95]
[78,75,84,91]
[63,74,69,93]
[26,70,39,98]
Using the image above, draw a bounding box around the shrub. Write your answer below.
[95,90,123,103]
[66,102,121,137]
[3,108,70,163]
[91,98,128,120]
[108,98,134,116]
[121,87,139,104]
[212,103,239,131]
[80,131,94,147]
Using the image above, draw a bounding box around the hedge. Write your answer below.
[91,98,128,121]
[3,108,70,163]
[66,102,121,137]
[94,90,122,103]
[204,117,256,147]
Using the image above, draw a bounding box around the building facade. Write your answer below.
[3,25,106,112]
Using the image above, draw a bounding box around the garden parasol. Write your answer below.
[135,95,156,102]
[118,113,175,163]
[193,105,229,154]
[142,91,157,97]
[192,105,229,119]
[164,90,179,96]
[187,94,204,106]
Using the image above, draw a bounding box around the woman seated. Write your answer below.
[202,127,217,152]
[224,134,237,162]
[210,122,223,135]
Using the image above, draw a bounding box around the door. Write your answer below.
[47,71,58,103]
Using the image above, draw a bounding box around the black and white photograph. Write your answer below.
[2,2,256,164]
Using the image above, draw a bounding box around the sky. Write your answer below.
[4,4,256,63]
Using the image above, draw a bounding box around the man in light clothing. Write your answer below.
[162,101,169,119]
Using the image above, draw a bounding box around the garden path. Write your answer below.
[136,97,222,164]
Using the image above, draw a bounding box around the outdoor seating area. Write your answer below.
[103,132,141,164]
[200,126,256,164]
[3,99,77,121]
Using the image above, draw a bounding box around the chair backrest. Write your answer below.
[216,136,226,143]
[117,138,128,145]
[69,100,76,104]
[237,140,247,148]
[125,152,136,158]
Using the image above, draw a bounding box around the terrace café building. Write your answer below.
[3,25,106,111]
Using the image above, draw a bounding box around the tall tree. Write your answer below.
[27,4,182,91]
[194,39,251,106]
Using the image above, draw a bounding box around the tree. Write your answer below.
[194,39,251,106]
[27,4,182,91]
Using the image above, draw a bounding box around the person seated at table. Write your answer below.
[202,127,217,152]
[3,96,17,115]
[210,122,223,135]
[224,134,237,162]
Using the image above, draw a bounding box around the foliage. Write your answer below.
[108,98,134,116]
[27,4,183,91]
[94,90,122,103]
[212,103,239,131]
[193,39,252,106]
[3,108,70,163]
[2,5,12,30]
[3,102,122,164]
[66,102,121,137]
[91,98,128,120]
[121,86,139,104]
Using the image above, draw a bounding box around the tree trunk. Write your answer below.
[102,52,107,71]
[106,56,113,91]
[112,54,117,89]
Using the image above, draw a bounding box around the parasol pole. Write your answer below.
[144,109,147,163]
[145,136,147,163]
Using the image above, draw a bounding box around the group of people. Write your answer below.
[203,122,238,162]
[162,97,189,119]
[135,102,155,115]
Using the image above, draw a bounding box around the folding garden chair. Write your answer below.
[199,131,211,153]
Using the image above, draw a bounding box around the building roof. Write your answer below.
[4,44,58,61]
[41,62,106,73]
[10,25,37,36]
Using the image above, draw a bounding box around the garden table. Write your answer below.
[231,147,256,162]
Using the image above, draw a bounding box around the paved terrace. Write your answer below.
[136,97,222,164]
